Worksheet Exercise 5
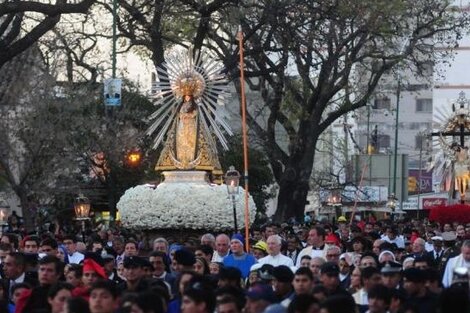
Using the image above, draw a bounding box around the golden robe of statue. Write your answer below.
[175,97,198,168]
[155,94,222,176]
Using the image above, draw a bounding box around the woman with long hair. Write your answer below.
[194,257,210,275]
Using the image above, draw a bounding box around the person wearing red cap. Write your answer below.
[82,259,107,287]
[325,234,341,247]
[72,258,107,299]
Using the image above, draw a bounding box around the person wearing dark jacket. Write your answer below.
[2,252,38,303]
[402,268,437,313]
[119,256,156,294]
[15,256,62,313]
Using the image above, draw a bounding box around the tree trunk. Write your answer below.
[107,171,117,227]
[275,178,310,222]
[273,129,318,222]
[13,185,35,232]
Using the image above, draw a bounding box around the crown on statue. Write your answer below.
[174,70,206,99]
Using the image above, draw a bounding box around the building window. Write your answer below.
[378,134,390,149]
[373,97,391,110]
[416,99,432,112]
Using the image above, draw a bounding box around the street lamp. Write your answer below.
[125,148,142,167]
[74,195,91,242]
[327,189,342,221]
[327,193,342,206]
[386,193,398,211]
[225,166,240,233]
[0,207,8,234]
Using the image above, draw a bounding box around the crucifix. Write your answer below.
[431,91,470,203]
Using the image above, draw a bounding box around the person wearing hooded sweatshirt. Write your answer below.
[223,234,256,279]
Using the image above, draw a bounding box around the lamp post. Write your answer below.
[0,207,8,234]
[327,189,342,222]
[225,166,240,233]
[125,148,142,168]
[74,195,91,242]
[386,193,397,220]
[112,0,117,79]
[393,82,401,197]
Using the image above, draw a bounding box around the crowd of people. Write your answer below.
[0,215,470,313]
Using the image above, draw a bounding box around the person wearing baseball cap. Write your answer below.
[380,261,402,290]
[223,234,256,279]
[257,264,275,284]
[251,241,268,260]
[320,262,353,299]
[122,256,151,293]
[174,249,196,272]
[403,268,437,313]
[425,236,444,267]
[439,232,459,273]
[244,283,276,313]
[218,266,243,289]
[272,265,294,305]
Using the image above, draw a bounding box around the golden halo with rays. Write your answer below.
[147,47,232,151]
[173,70,206,99]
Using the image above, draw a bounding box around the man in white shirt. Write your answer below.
[63,236,84,264]
[442,239,470,287]
[296,226,327,267]
[258,235,293,267]
[212,234,230,262]
[381,227,405,248]
[353,266,381,309]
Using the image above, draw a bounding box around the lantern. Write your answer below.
[74,195,91,220]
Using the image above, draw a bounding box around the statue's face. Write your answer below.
[181,98,196,114]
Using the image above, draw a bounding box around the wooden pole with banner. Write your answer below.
[237,26,251,252]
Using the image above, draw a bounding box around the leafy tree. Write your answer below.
[49,0,469,223]
[0,44,157,230]
[65,81,159,221]
[0,0,94,69]
[0,47,86,230]
[207,0,469,221]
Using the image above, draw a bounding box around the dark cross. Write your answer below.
[431,124,470,203]
[431,127,470,147]
[431,91,470,203]
[431,91,470,146]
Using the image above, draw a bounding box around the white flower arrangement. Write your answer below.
[117,182,257,230]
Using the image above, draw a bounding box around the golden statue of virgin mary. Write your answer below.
[147,49,232,178]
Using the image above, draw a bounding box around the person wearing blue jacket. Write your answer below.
[223,234,256,279]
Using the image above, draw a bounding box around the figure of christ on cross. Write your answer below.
[432,122,470,203]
